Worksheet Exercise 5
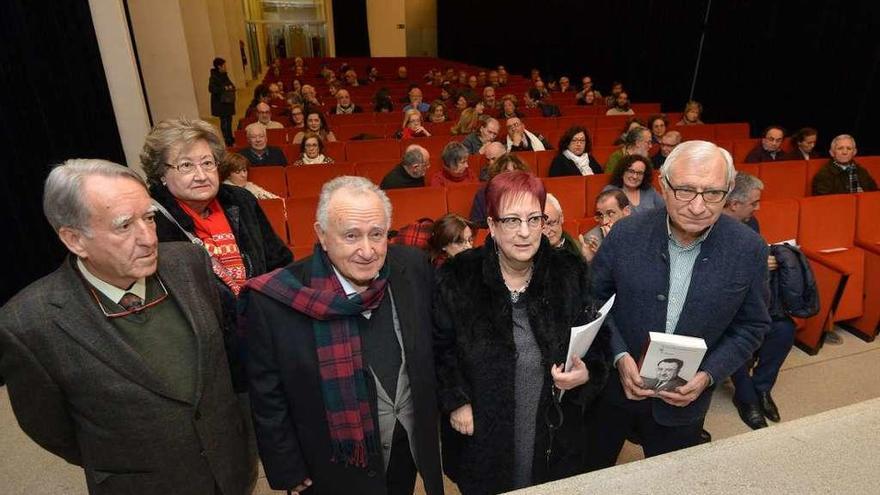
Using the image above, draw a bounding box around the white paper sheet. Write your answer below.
[564,294,615,372]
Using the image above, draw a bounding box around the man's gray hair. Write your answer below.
[316,176,392,230]
[401,145,427,167]
[545,193,563,216]
[661,140,736,185]
[245,122,266,136]
[623,126,649,147]
[663,130,682,144]
[43,159,147,235]
[441,141,469,168]
[830,134,856,149]
[726,172,764,206]
[140,117,226,186]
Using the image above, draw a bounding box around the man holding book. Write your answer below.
[585,141,771,470]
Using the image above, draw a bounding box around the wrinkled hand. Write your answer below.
[657,371,711,407]
[450,404,474,436]
[578,233,600,262]
[551,356,589,390]
[287,478,312,493]
[616,354,655,401]
[768,255,778,272]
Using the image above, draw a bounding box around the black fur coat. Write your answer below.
[433,236,610,494]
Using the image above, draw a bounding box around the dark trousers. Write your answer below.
[731,317,796,404]
[386,421,417,495]
[219,115,234,145]
[583,375,702,472]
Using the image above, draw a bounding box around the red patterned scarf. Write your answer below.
[178,198,246,295]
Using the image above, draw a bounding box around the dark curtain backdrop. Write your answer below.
[0,1,124,304]
[332,0,371,57]
[439,0,879,153]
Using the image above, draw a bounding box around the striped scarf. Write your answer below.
[243,244,388,467]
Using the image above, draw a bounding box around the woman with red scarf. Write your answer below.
[429,141,478,187]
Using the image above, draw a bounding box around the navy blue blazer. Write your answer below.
[591,207,771,426]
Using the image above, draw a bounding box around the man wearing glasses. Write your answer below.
[0,160,254,494]
[585,140,771,470]
[745,125,786,163]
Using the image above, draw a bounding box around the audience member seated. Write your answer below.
[576,75,602,104]
[220,152,280,200]
[428,101,447,123]
[397,65,408,80]
[427,214,476,267]
[430,142,477,187]
[342,69,361,87]
[606,91,635,116]
[292,133,335,166]
[578,89,598,106]
[300,84,322,113]
[614,118,647,146]
[403,87,431,113]
[289,103,306,129]
[292,111,336,144]
[373,88,394,112]
[676,100,704,125]
[397,108,432,139]
[439,82,454,103]
[605,126,652,174]
[580,189,632,263]
[330,89,362,114]
[462,116,500,155]
[647,114,669,144]
[255,102,284,129]
[483,86,499,111]
[499,94,525,119]
[603,154,664,214]
[245,84,270,117]
[557,76,573,93]
[506,117,551,152]
[785,127,820,160]
[453,94,470,112]
[268,83,285,104]
[380,144,430,190]
[525,87,561,117]
[543,193,587,261]
[366,64,379,83]
[812,134,878,195]
[240,123,287,166]
[745,125,786,163]
[604,81,624,107]
[480,142,508,181]
[451,107,479,136]
[470,153,531,227]
[549,126,602,176]
[653,130,682,168]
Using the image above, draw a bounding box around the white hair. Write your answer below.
[545,193,563,216]
[660,140,735,185]
[245,122,266,136]
[830,134,856,149]
[316,176,392,230]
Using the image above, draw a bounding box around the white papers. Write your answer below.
[564,294,615,372]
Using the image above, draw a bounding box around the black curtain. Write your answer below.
[332,0,371,57]
[0,1,125,304]
[439,0,880,153]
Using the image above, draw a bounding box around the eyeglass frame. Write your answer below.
[87,276,170,318]
[164,158,218,175]
[492,214,547,231]
[662,176,729,204]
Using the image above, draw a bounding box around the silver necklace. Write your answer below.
[504,265,534,304]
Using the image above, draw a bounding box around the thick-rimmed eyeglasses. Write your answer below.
[663,177,729,204]
[494,214,546,231]
[165,159,217,175]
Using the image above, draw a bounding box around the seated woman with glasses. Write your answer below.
[396,108,433,139]
[141,118,292,390]
[219,152,280,200]
[434,170,610,494]
[292,132,335,165]
[426,213,476,267]
[549,126,603,177]
[602,154,665,214]
[288,103,306,129]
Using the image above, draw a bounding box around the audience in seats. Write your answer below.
[397,108,432,139]
[241,123,287,166]
[255,102,284,129]
[380,144,430,190]
[581,189,632,263]
[604,81,624,107]
[506,117,552,152]
[470,153,531,227]
[427,101,447,123]
[373,88,394,112]
[499,94,525,119]
[331,89,362,114]
[438,81,454,104]
[220,152,280,200]
[482,86,498,111]
[300,84,322,113]
[525,87,560,117]
[603,154,665,214]
[208,57,236,146]
[430,142,477,187]
[487,69,500,87]
[427,213,476,267]
[549,126,602,176]
[434,171,609,493]
[461,116,500,155]
[586,140,770,471]
[606,91,635,116]
[614,118,646,146]
[480,141,508,181]
[288,103,306,129]
[556,76,573,93]
[142,118,291,390]
[292,111,336,144]
[676,100,704,125]
[293,133,335,166]
[653,130,682,168]
[576,75,601,105]
[605,125,653,174]
[647,114,669,145]
[245,83,270,117]
[722,173,796,430]
[241,176,444,494]
[812,134,877,195]
[542,193,588,261]
[785,127,820,160]
[403,87,431,113]
[745,126,786,163]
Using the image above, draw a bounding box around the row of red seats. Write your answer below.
[738,157,880,200]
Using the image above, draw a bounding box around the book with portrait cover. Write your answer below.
[638,332,707,392]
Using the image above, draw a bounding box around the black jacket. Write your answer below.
[434,236,610,494]
[548,153,603,177]
[209,68,236,117]
[151,183,292,389]
[769,244,819,319]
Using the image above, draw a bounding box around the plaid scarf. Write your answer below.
[243,244,388,467]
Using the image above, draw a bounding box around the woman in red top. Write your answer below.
[398,108,432,139]
[429,141,478,187]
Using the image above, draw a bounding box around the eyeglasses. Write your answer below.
[544,217,561,228]
[663,177,729,203]
[594,210,620,223]
[625,169,646,177]
[165,159,217,175]
[87,277,170,318]
[494,214,546,231]
[453,237,474,246]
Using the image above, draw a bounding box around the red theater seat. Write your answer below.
[714,122,750,140]
[334,124,386,141]
[585,175,613,217]
[759,160,808,200]
[257,198,289,244]
[446,182,483,217]
[543,176,587,220]
[385,187,447,229]
[286,196,319,249]
[286,163,356,198]
[849,192,880,340]
[355,160,399,186]
[246,166,287,197]
[346,139,401,162]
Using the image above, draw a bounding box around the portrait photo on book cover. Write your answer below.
[641,358,688,391]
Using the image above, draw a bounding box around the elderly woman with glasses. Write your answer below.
[292,132,335,165]
[434,171,610,494]
[141,117,292,389]
[602,154,665,214]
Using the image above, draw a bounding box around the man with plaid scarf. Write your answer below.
[812,134,877,195]
[241,176,443,495]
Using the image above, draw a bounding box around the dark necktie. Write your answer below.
[119,292,144,311]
